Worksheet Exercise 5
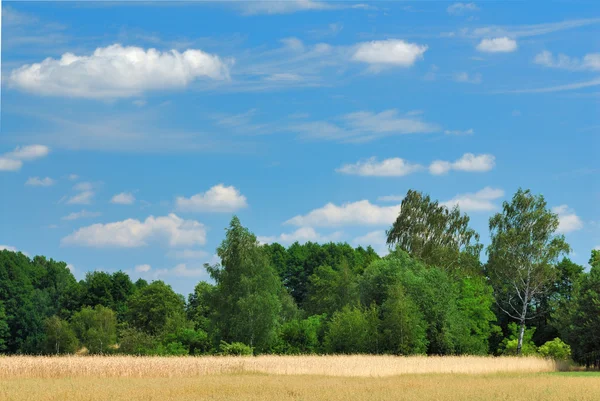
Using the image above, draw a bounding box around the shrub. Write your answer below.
[499,323,538,356]
[538,338,571,360]
[219,341,253,356]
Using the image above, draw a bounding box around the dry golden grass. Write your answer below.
[2,373,600,401]
[0,355,562,379]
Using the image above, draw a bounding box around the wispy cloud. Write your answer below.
[534,51,600,71]
[0,145,50,172]
[336,157,424,177]
[62,210,102,221]
[447,2,480,16]
[441,187,504,212]
[285,200,401,227]
[497,77,600,94]
[25,177,55,187]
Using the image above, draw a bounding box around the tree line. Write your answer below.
[0,188,598,365]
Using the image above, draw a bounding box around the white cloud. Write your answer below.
[285,200,401,227]
[111,192,136,205]
[476,37,517,53]
[67,190,94,205]
[291,109,440,143]
[167,249,209,260]
[175,184,248,212]
[552,205,584,234]
[135,264,152,273]
[0,145,50,172]
[66,264,74,272]
[62,213,207,248]
[352,39,428,70]
[258,227,343,245]
[444,129,474,135]
[499,77,600,94]
[453,72,482,84]
[66,182,95,205]
[265,73,302,82]
[62,210,102,221]
[441,187,504,212]
[240,0,334,15]
[353,230,390,256]
[447,2,480,15]
[377,195,405,202]
[534,50,600,71]
[280,37,305,52]
[68,174,79,181]
[0,245,29,257]
[336,157,423,177]
[25,176,55,187]
[133,100,147,107]
[9,44,232,99]
[429,153,495,175]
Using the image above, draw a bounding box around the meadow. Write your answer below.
[2,355,599,401]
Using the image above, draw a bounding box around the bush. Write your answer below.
[538,338,571,360]
[499,323,538,356]
[219,341,253,356]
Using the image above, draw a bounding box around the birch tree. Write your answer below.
[486,189,569,354]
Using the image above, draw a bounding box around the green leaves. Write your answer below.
[386,189,482,273]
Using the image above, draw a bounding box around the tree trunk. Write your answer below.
[517,320,525,355]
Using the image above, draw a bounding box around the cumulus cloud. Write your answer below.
[352,39,428,70]
[441,187,504,212]
[285,200,401,227]
[258,227,343,245]
[135,264,152,273]
[0,145,50,172]
[111,192,136,205]
[429,153,495,175]
[444,129,474,135]
[476,37,517,53]
[352,230,390,256]
[62,213,206,248]
[9,44,232,99]
[447,2,479,15]
[552,205,584,234]
[534,50,600,71]
[175,184,248,212]
[62,210,102,221]
[25,176,55,187]
[336,157,423,177]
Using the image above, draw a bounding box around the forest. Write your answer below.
[1,188,598,366]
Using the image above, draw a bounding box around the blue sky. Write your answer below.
[1,1,599,296]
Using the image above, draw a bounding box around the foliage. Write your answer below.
[499,323,538,356]
[324,305,379,354]
[487,189,570,354]
[380,285,427,355]
[44,315,78,355]
[538,338,571,360]
[386,189,482,272]
[207,216,282,352]
[277,315,325,354]
[219,340,253,356]
[127,281,185,335]
[70,305,117,354]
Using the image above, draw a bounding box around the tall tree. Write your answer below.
[126,281,185,335]
[386,189,482,272]
[71,305,117,354]
[207,216,282,352]
[44,315,78,354]
[486,188,570,354]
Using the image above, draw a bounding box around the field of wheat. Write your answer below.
[1,356,598,401]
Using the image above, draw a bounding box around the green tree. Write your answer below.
[305,262,359,316]
[71,305,117,354]
[324,305,379,354]
[560,250,600,366]
[81,271,114,309]
[380,285,428,355]
[386,189,482,272]
[186,281,215,332]
[110,271,135,321]
[0,301,9,352]
[277,315,325,354]
[487,189,570,354]
[207,216,282,352]
[126,281,186,335]
[44,315,78,354]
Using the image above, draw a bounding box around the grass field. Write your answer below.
[1,356,598,401]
